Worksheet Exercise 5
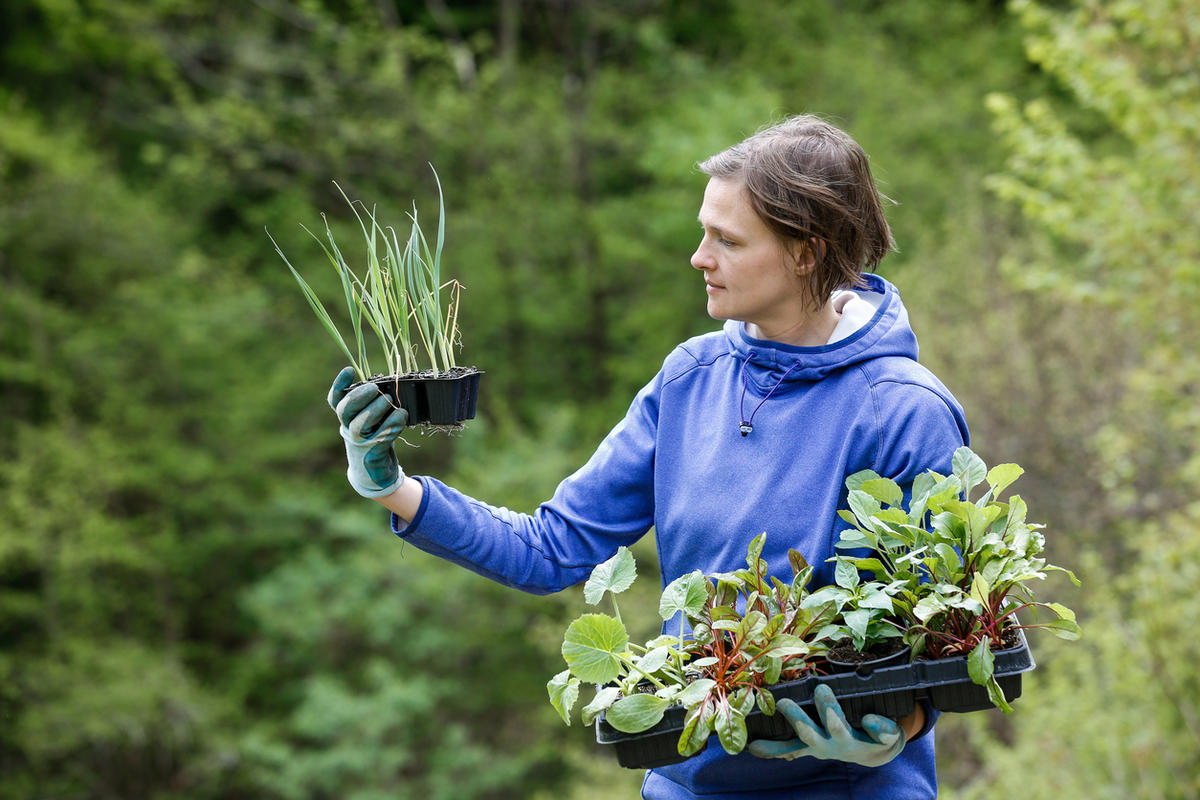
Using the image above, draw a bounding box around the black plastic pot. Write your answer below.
[818,644,916,726]
[595,629,1035,770]
[365,367,482,426]
[594,678,804,770]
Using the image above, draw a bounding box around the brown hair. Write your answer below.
[698,114,896,309]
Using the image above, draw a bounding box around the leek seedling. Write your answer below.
[267,167,462,383]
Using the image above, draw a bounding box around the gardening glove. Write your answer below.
[747,684,905,768]
[327,366,408,498]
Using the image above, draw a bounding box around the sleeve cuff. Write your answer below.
[390,476,431,538]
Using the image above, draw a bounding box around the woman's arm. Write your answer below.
[375,476,424,523]
[899,703,925,742]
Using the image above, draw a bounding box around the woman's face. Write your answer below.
[691,177,811,338]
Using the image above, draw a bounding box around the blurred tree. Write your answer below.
[940,1,1200,796]
[0,0,1102,796]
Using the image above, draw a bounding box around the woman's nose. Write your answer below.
[691,241,712,271]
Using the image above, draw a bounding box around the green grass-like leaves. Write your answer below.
[268,167,462,382]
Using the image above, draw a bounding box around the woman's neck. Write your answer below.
[745,300,841,347]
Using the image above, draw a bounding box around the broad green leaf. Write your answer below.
[733,688,756,715]
[953,447,988,495]
[933,543,962,572]
[858,589,894,611]
[852,557,889,576]
[763,656,783,686]
[834,558,861,589]
[655,685,681,703]
[581,686,620,725]
[907,631,928,659]
[942,499,989,544]
[547,670,580,725]
[738,610,768,641]
[861,477,904,507]
[711,619,740,632]
[813,623,843,641]
[986,675,1014,713]
[834,527,874,549]
[986,463,1024,497]
[845,469,882,491]
[606,693,670,733]
[948,595,985,615]
[844,608,871,641]
[848,489,883,525]
[746,532,767,571]
[677,679,717,707]
[714,702,749,754]
[561,614,629,684]
[757,687,777,716]
[679,702,715,756]
[690,656,719,668]
[638,646,672,675]
[981,555,1007,586]
[584,547,637,605]
[802,585,844,610]
[1007,495,1028,530]
[913,595,948,622]
[788,549,810,576]
[969,573,992,608]
[1044,619,1083,640]
[660,570,709,620]
[967,636,995,687]
[877,507,910,526]
[911,471,939,506]
[710,604,740,622]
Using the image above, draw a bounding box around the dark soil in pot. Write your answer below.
[357,366,482,426]
[825,638,909,675]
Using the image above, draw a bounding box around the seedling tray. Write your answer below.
[596,629,1035,770]
[366,368,482,426]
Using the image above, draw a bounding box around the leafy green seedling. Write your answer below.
[267,165,464,383]
[831,446,1082,712]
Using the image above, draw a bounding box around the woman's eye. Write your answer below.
[719,238,735,247]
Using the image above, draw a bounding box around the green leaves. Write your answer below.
[714,699,748,754]
[953,446,988,497]
[272,169,463,380]
[584,546,637,606]
[546,670,581,725]
[968,637,1013,713]
[581,686,621,725]
[561,614,629,684]
[659,570,707,621]
[986,463,1024,497]
[605,693,670,733]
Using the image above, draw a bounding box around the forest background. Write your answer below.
[1,0,1196,797]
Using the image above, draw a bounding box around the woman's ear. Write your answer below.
[789,238,823,276]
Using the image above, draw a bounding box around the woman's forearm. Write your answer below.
[374,476,425,523]
[900,703,926,742]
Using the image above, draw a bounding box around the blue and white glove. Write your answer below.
[327,366,408,498]
[748,684,905,768]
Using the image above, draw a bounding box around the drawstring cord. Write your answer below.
[738,355,799,436]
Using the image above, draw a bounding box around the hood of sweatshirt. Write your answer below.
[723,272,919,394]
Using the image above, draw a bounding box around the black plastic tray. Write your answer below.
[367,369,482,426]
[596,629,1035,770]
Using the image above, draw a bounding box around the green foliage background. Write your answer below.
[1,0,1194,796]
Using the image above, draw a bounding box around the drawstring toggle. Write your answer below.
[737,355,800,437]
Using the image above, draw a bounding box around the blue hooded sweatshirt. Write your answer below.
[392,273,968,799]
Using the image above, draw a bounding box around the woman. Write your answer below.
[329,115,967,799]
